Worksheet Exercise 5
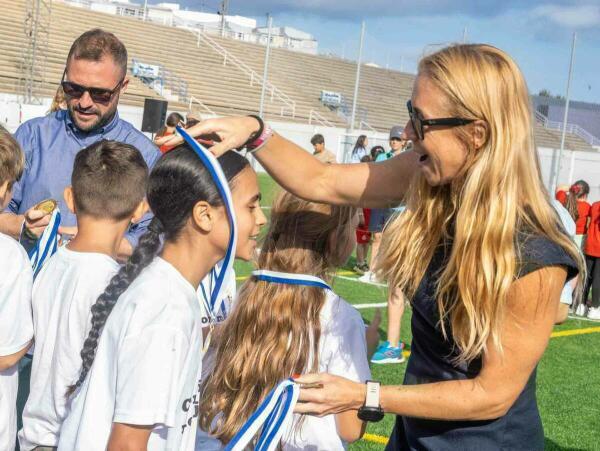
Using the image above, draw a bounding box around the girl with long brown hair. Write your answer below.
[564,179,591,248]
[165,43,583,450]
[198,191,370,449]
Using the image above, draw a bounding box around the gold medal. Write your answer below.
[34,198,57,215]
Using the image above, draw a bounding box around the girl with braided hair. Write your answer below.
[58,144,266,451]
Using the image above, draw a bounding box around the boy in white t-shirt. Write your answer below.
[0,126,34,451]
[19,140,148,451]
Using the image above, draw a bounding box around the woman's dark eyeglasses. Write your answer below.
[60,71,124,103]
[407,100,475,140]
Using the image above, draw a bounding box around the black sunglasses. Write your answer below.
[407,100,475,140]
[60,71,124,104]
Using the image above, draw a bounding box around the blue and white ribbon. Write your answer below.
[223,271,331,450]
[176,126,238,320]
[225,379,300,451]
[28,208,61,278]
[251,270,332,291]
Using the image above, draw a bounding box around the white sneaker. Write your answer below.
[575,303,587,317]
[358,271,373,283]
[587,307,600,320]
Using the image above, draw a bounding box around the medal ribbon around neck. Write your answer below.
[176,126,238,322]
[225,270,331,450]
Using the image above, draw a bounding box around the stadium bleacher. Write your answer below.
[0,0,593,151]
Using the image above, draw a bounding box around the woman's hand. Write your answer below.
[160,116,261,156]
[294,373,366,416]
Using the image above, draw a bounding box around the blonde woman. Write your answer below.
[164,44,582,450]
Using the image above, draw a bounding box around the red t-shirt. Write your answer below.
[555,190,567,205]
[585,202,600,257]
[576,200,591,235]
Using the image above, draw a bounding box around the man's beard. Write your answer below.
[67,101,117,132]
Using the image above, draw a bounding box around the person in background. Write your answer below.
[360,126,407,283]
[555,184,569,206]
[311,133,337,164]
[349,135,368,163]
[0,126,33,451]
[370,145,385,161]
[353,154,372,274]
[552,199,578,323]
[154,112,184,140]
[583,199,600,320]
[565,179,591,248]
[48,85,67,114]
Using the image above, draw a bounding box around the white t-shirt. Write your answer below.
[196,290,371,450]
[58,257,205,451]
[19,246,119,450]
[0,233,33,451]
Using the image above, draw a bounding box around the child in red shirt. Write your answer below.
[565,180,591,247]
[584,201,600,319]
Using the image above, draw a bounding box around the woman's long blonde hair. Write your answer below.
[200,192,355,444]
[378,44,584,364]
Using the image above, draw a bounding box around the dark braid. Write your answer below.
[66,145,250,398]
[66,219,163,397]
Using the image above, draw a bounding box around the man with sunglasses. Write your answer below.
[0,29,160,258]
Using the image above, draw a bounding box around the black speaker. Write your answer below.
[141,98,168,133]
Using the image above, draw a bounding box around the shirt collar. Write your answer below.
[64,109,120,136]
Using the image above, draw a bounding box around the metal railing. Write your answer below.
[534,110,600,147]
[359,120,378,132]
[189,28,297,118]
[188,96,216,117]
[308,109,335,127]
[131,58,188,103]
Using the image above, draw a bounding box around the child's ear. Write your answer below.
[0,181,11,209]
[192,200,213,233]
[63,186,76,214]
[130,199,149,224]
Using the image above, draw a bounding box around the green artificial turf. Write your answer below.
[233,173,600,450]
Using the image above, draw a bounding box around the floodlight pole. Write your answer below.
[258,14,273,118]
[143,0,147,21]
[553,32,576,194]
[350,21,365,132]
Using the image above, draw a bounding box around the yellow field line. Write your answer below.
[363,433,389,445]
[550,326,600,338]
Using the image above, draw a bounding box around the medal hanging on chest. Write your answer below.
[177,126,237,350]
[225,270,331,451]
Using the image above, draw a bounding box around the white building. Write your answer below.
[255,26,318,55]
[57,0,318,54]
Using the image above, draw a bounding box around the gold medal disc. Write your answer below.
[34,198,57,215]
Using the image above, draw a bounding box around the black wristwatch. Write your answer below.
[357,380,384,422]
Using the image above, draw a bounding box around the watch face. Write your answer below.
[358,407,384,422]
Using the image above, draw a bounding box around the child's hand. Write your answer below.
[366,309,382,360]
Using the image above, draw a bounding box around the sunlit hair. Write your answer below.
[378,44,584,363]
[200,191,356,444]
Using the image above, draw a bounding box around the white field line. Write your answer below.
[353,302,387,310]
[334,274,387,287]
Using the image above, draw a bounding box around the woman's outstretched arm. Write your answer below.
[163,116,419,208]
